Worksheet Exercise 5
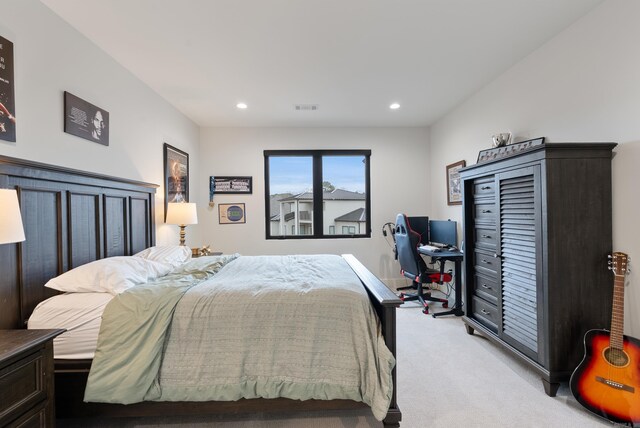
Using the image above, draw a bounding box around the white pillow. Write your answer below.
[44,256,173,295]
[133,245,191,266]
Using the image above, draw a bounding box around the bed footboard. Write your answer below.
[342,254,403,427]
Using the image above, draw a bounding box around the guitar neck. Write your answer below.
[610,256,627,350]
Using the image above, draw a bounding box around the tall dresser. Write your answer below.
[459,143,616,396]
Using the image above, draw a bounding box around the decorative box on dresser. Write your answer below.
[459,143,616,396]
[0,329,64,427]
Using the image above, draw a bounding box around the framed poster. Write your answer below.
[163,143,189,219]
[210,176,252,194]
[219,203,246,224]
[446,160,466,206]
[0,35,16,142]
[64,92,109,146]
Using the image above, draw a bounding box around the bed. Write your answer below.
[0,155,402,427]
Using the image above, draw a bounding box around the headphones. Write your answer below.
[382,222,398,259]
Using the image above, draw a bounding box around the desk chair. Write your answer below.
[395,213,449,315]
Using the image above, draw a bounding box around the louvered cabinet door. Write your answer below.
[496,166,542,362]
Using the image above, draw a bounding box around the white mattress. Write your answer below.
[28,292,113,359]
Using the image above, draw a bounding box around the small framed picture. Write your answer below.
[163,143,189,219]
[446,160,466,206]
[64,92,109,146]
[210,176,252,194]
[219,203,246,224]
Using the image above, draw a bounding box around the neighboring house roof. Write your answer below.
[279,188,365,202]
[335,208,366,222]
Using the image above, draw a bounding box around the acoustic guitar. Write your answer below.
[570,252,640,426]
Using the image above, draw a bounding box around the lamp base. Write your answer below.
[179,225,187,246]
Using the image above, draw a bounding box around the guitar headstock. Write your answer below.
[608,252,630,277]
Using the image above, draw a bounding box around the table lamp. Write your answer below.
[0,189,26,244]
[166,202,198,246]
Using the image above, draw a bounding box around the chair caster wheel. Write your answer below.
[442,302,448,308]
[422,307,429,315]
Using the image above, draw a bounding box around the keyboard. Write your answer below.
[419,244,441,252]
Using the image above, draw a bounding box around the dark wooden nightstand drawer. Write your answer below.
[472,296,499,333]
[0,350,45,426]
[0,329,64,428]
[5,402,46,428]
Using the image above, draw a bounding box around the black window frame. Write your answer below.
[264,149,371,240]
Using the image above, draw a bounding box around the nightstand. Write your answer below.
[0,329,65,427]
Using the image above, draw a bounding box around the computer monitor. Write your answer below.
[429,220,457,247]
[406,216,429,245]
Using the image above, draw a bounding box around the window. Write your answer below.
[265,150,371,239]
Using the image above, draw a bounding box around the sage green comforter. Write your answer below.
[84,254,395,421]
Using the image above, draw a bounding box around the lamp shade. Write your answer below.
[0,189,26,244]
[166,202,198,225]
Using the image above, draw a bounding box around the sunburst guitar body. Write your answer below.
[570,252,640,427]
[570,329,640,425]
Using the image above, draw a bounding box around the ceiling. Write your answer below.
[41,0,603,128]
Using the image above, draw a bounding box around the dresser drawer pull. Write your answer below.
[481,234,492,239]
[481,284,493,290]
[481,209,492,213]
[480,309,491,315]
[482,259,492,264]
[480,186,492,190]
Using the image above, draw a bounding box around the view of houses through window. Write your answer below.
[265,151,370,239]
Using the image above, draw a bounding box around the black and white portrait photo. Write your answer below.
[64,91,109,146]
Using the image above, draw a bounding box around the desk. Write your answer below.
[417,248,464,318]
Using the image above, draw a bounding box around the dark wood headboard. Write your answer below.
[0,155,157,329]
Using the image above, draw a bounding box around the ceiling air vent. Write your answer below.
[294,104,319,111]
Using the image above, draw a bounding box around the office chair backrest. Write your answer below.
[395,213,423,278]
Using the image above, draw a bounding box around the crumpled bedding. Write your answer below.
[84,254,395,421]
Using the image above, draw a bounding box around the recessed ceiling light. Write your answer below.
[236,102,248,109]
[389,103,400,110]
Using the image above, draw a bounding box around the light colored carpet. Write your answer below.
[58,294,610,428]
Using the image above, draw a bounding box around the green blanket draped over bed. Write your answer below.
[84,254,395,421]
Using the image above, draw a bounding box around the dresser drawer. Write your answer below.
[472,296,499,332]
[0,351,46,425]
[473,177,495,199]
[473,273,500,304]
[474,250,501,277]
[474,201,496,224]
[474,226,498,251]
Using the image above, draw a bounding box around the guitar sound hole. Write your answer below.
[604,347,629,367]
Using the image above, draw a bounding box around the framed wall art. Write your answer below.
[163,143,189,219]
[0,35,16,142]
[210,176,253,194]
[219,203,246,224]
[446,160,466,206]
[477,137,545,163]
[64,92,109,146]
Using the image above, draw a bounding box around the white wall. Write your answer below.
[0,0,200,246]
[429,0,640,336]
[199,127,430,282]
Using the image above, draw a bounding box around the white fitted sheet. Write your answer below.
[28,292,113,359]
